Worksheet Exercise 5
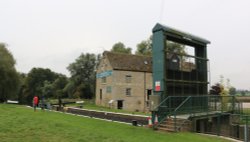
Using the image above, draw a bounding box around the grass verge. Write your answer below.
[0,104,231,142]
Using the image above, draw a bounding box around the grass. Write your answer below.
[243,108,250,115]
[0,104,231,142]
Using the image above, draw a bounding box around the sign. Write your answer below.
[155,81,161,91]
[96,70,113,78]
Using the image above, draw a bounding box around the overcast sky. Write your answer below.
[1,0,250,90]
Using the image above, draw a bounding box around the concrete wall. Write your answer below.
[192,114,250,141]
[67,107,148,125]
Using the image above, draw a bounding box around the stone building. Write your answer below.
[95,51,153,112]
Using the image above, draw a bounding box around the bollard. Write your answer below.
[132,120,137,126]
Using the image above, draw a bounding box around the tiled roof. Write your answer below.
[104,51,152,73]
[103,51,195,73]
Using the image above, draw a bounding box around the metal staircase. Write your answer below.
[152,95,243,132]
[158,117,192,132]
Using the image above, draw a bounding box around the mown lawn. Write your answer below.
[0,104,230,142]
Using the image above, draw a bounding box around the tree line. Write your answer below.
[0,37,156,104]
[0,43,98,104]
[1,37,241,104]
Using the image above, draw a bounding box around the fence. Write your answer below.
[152,95,242,131]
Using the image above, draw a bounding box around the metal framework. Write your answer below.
[152,23,210,99]
[153,95,242,130]
[151,23,213,130]
[150,24,247,140]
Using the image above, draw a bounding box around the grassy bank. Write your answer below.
[0,104,230,142]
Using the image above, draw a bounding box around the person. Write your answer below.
[33,95,39,112]
[58,96,62,111]
[41,95,45,111]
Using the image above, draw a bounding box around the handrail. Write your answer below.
[174,96,191,112]
[152,95,243,131]
[152,96,172,128]
[153,96,170,111]
[233,96,243,114]
[173,96,191,131]
[155,109,173,128]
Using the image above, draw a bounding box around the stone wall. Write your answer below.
[95,58,153,112]
[66,107,148,126]
[192,114,250,141]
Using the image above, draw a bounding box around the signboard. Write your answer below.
[96,70,113,78]
[155,81,161,91]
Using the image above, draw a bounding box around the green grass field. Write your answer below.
[0,104,231,142]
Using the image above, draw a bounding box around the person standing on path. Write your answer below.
[41,95,45,111]
[33,96,39,112]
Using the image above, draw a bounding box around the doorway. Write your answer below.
[117,100,123,109]
[100,89,102,100]
[147,89,152,100]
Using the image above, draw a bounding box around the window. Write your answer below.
[106,86,112,93]
[125,75,132,83]
[101,77,106,83]
[126,88,131,96]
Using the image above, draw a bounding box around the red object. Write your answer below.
[155,81,161,91]
[155,86,161,91]
[148,117,152,127]
[33,96,39,105]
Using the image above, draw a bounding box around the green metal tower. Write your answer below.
[150,24,244,135]
[152,23,210,100]
[150,23,211,125]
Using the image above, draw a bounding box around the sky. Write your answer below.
[0,0,250,90]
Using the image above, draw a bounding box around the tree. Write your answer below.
[229,87,236,96]
[0,43,20,102]
[111,42,132,54]
[63,80,75,98]
[209,83,222,95]
[18,69,69,104]
[166,41,186,55]
[17,73,27,104]
[136,37,152,56]
[241,90,246,96]
[67,53,97,99]
[52,74,68,98]
[41,80,54,99]
[135,36,186,56]
[24,68,59,104]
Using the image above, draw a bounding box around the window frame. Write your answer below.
[106,86,112,93]
[101,77,107,83]
[125,75,132,83]
[126,88,132,96]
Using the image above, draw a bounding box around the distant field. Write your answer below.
[236,96,250,102]
[0,104,231,142]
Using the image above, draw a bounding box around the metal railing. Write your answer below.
[153,95,243,131]
[152,96,189,129]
